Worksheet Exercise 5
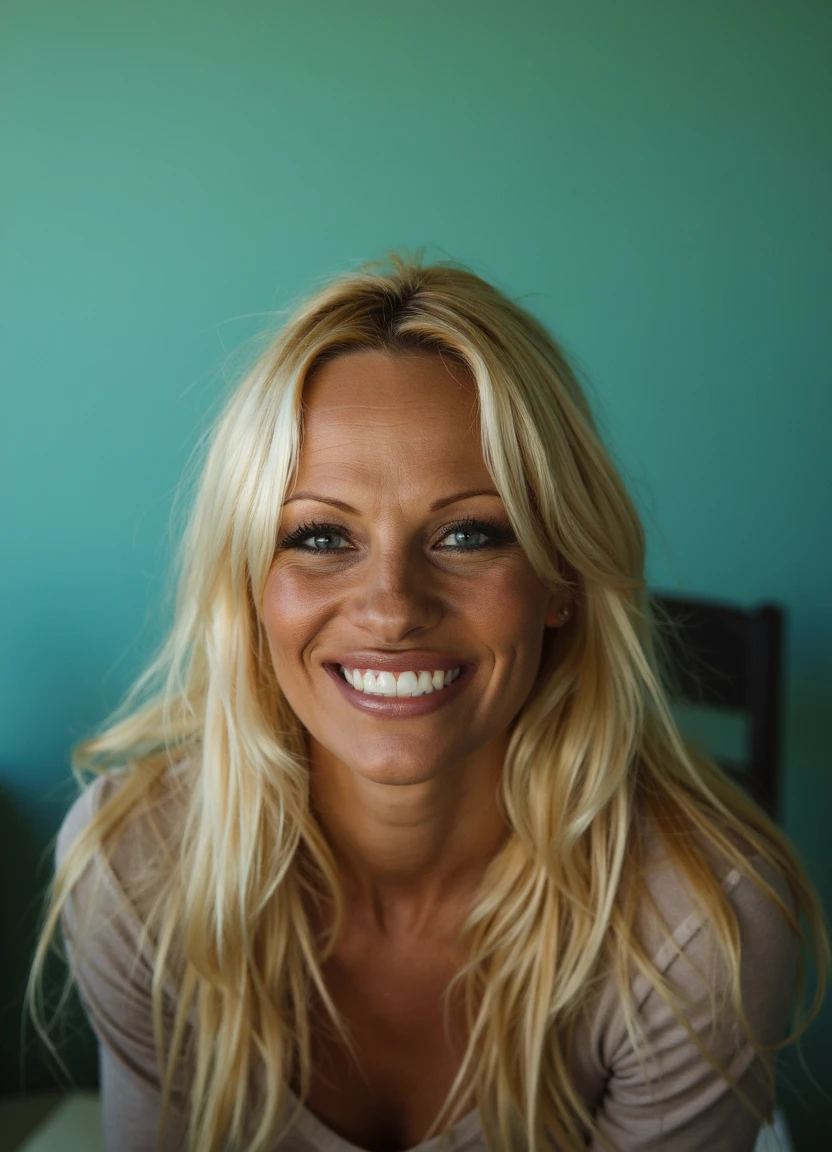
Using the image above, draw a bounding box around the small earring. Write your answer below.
[556,606,571,622]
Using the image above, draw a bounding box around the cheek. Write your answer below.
[467,564,551,645]
[261,568,335,670]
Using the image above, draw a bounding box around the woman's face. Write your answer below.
[262,349,568,786]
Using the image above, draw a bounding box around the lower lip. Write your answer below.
[323,663,473,718]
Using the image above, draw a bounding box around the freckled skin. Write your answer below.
[260,349,570,925]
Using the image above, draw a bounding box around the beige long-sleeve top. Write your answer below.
[55,773,797,1152]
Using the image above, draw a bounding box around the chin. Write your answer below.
[353,760,445,787]
[333,732,463,786]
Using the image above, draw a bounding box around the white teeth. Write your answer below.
[341,666,463,698]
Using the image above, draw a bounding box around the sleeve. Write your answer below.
[56,783,190,1152]
[589,856,798,1152]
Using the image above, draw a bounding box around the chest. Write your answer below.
[297,935,475,1151]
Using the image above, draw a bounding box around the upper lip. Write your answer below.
[328,651,468,674]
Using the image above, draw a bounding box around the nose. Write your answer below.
[344,544,443,643]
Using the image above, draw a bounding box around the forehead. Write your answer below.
[292,350,491,496]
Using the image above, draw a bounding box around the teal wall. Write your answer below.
[2,0,830,1142]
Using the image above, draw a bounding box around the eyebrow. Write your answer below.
[282,488,502,513]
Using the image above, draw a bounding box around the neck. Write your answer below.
[306,733,510,939]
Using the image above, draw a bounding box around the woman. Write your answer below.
[28,254,828,1152]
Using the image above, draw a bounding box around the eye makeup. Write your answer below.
[278,515,517,554]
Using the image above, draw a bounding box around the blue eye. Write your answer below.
[441,527,490,548]
[306,531,345,550]
[303,531,347,551]
[280,522,350,551]
[437,517,516,550]
[278,516,516,555]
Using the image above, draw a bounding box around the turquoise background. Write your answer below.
[1,0,829,1143]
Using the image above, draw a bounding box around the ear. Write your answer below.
[545,594,574,629]
[546,556,579,629]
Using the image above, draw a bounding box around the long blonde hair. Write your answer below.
[27,252,829,1151]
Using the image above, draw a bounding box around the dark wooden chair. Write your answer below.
[648,592,785,821]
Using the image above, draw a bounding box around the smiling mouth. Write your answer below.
[338,665,462,697]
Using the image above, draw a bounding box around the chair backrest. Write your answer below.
[649,592,785,820]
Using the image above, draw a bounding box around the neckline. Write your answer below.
[281,1085,482,1151]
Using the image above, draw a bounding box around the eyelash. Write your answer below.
[278,516,517,554]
